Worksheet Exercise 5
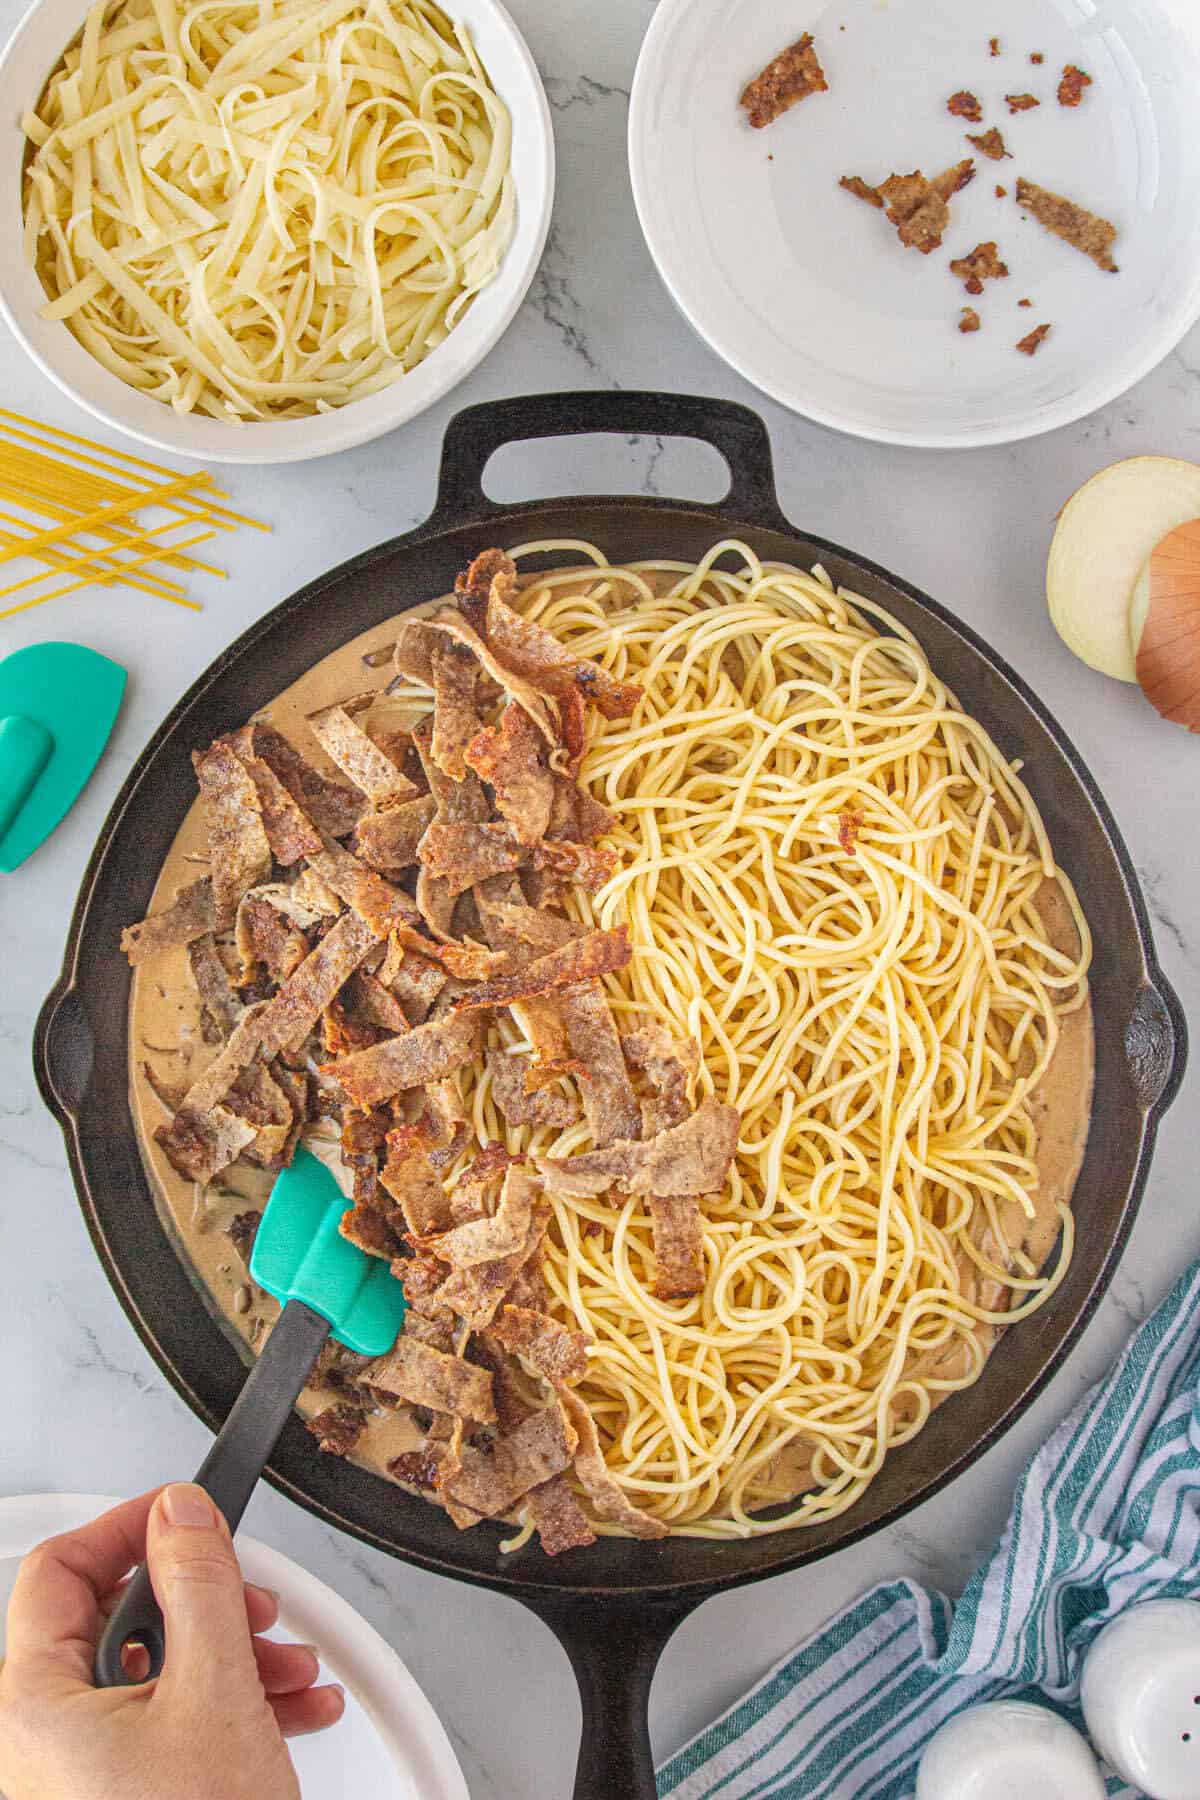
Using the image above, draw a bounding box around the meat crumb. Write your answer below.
[959,307,982,334]
[949,240,1009,294]
[1018,296,1032,306]
[1058,65,1092,106]
[1006,93,1040,112]
[1016,322,1052,355]
[995,184,1007,197]
[966,126,1011,161]
[1030,52,1044,64]
[838,811,863,853]
[947,90,983,122]
[740,35,828,128]
[988,37,1000,56]
[839,173,884,208]
[1015,176,1119,272]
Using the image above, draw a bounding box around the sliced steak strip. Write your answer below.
[350,968,410,1034]
[257,910,380,1057]
[483,559,643,721]
[339,1205,404,1261]
[435,1198,551,1331]
[188,933,240,1033]
[323,1011,481,1108]
[380,1135,451,1236]
[546,774,615,845]
[487,1048,579,1129]
[419,821,525,896]
[308,703,417,806]
[366,1337,496,1424]
[306,1404,368,1456]
[156,1102,256,1184]
[395,611,559,746]
[649,1196,706,1300]
[193,741,272,919]
[223,726,323,864]
[429,639,481,781]
[440,1406,578,1519]
[141,1060,187,1113]
[306,844,428,944]
[539,1096,740,1197]
[622,1023,698,1134]
[235,895,309,984]
[559,982,641,1146]
[557,1387,668,1539]
[525,1475,596,1554]
[474,897,583,954]
[378,939,448,1023]
[489,1305,591,1386]
[122,876,219,965]
[226,1059,297,1165]
[352,795,437,872]
[410,717,491,937]
[424,1166,540,1268]
[249,722,365,838]
[464,704,555,845]
[450,927,630,1013]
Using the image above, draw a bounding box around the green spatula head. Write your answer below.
[251,1146,406,1357]
[0,642,126,872]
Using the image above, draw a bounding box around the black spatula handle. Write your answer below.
[94,1300,331,1688]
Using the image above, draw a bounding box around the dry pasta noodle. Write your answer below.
[462,541,1091,1541]
[22,0,513,421]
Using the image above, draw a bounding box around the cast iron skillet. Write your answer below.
[35,391,1186,1799]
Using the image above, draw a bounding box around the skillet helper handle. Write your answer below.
[433,389,789,532]
[94,1299,331,1688]
[524,1591,694,1800]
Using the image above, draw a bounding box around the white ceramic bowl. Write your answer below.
[0,0,553,464]
[0,1494,469,1800]
[629,0,1200,449]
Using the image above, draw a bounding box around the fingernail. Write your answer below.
[162,1484,216,1529]
[296,1643,320,1658]
[248,1583,280,1606]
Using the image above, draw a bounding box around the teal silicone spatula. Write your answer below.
[0,643,126,872]
[95,1147,406,1685]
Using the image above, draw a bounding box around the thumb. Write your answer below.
[146,1485,259,1695]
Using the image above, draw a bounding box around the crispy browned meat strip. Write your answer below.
[193,741,272,919]
[465,704,555,846]
[308,703,417,805]
[451,927,630,1014]
[540,1096,740,1199]
[1058,64,1091,106]
[122,876,219,964]
[423,1166,541,1268]
[560,982,641,1147]
[188,933,240,1032]
[352,795,437,872]
[1005,93,1040,112]
[323,1010,481,1108]
[440,1407,578,1518]
[257,909,380,1056]
[490,1304,591,1385]
[483,556,643,722]
[223,726,323,864]
[248,722,365,839]
[1016,323,1052,355]
[487,1047,579,1129]
[524,1476,596,1554]
[739,34,828,129]
[236,896,309,983]
[556,1387,667,1539]
[649,1195,706,1299]
[875,162,974,254]
[366,1337,496,1424]
[1015,177,1118,271]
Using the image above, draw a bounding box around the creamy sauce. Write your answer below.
[128,578,1094,1514]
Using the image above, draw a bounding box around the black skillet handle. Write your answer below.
[433,390,790,534]
[1125,968,1188,1117]
[94,1300,331,1688]
[520,1589,697,1799]
[33,979,93,1124]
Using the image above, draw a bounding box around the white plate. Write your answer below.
[629,0,1200,449]
[0,0,554,464]
[0,1495,468,1800]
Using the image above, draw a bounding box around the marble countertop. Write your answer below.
[2,0,1198,1793]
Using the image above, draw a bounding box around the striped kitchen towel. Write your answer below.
[657,1255,1200,1799]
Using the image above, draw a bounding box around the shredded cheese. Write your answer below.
[23,0,514,422]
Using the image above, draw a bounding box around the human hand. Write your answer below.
[0,1485,345,1800]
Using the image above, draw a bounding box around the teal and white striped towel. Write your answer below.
[657,1255,1200,1800]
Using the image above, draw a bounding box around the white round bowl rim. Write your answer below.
[0,0,553,464]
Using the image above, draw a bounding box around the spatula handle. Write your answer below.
[94,1300,332,1687]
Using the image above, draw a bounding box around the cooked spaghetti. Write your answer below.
[22,0,513,420]
[465,541,1092,1540]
